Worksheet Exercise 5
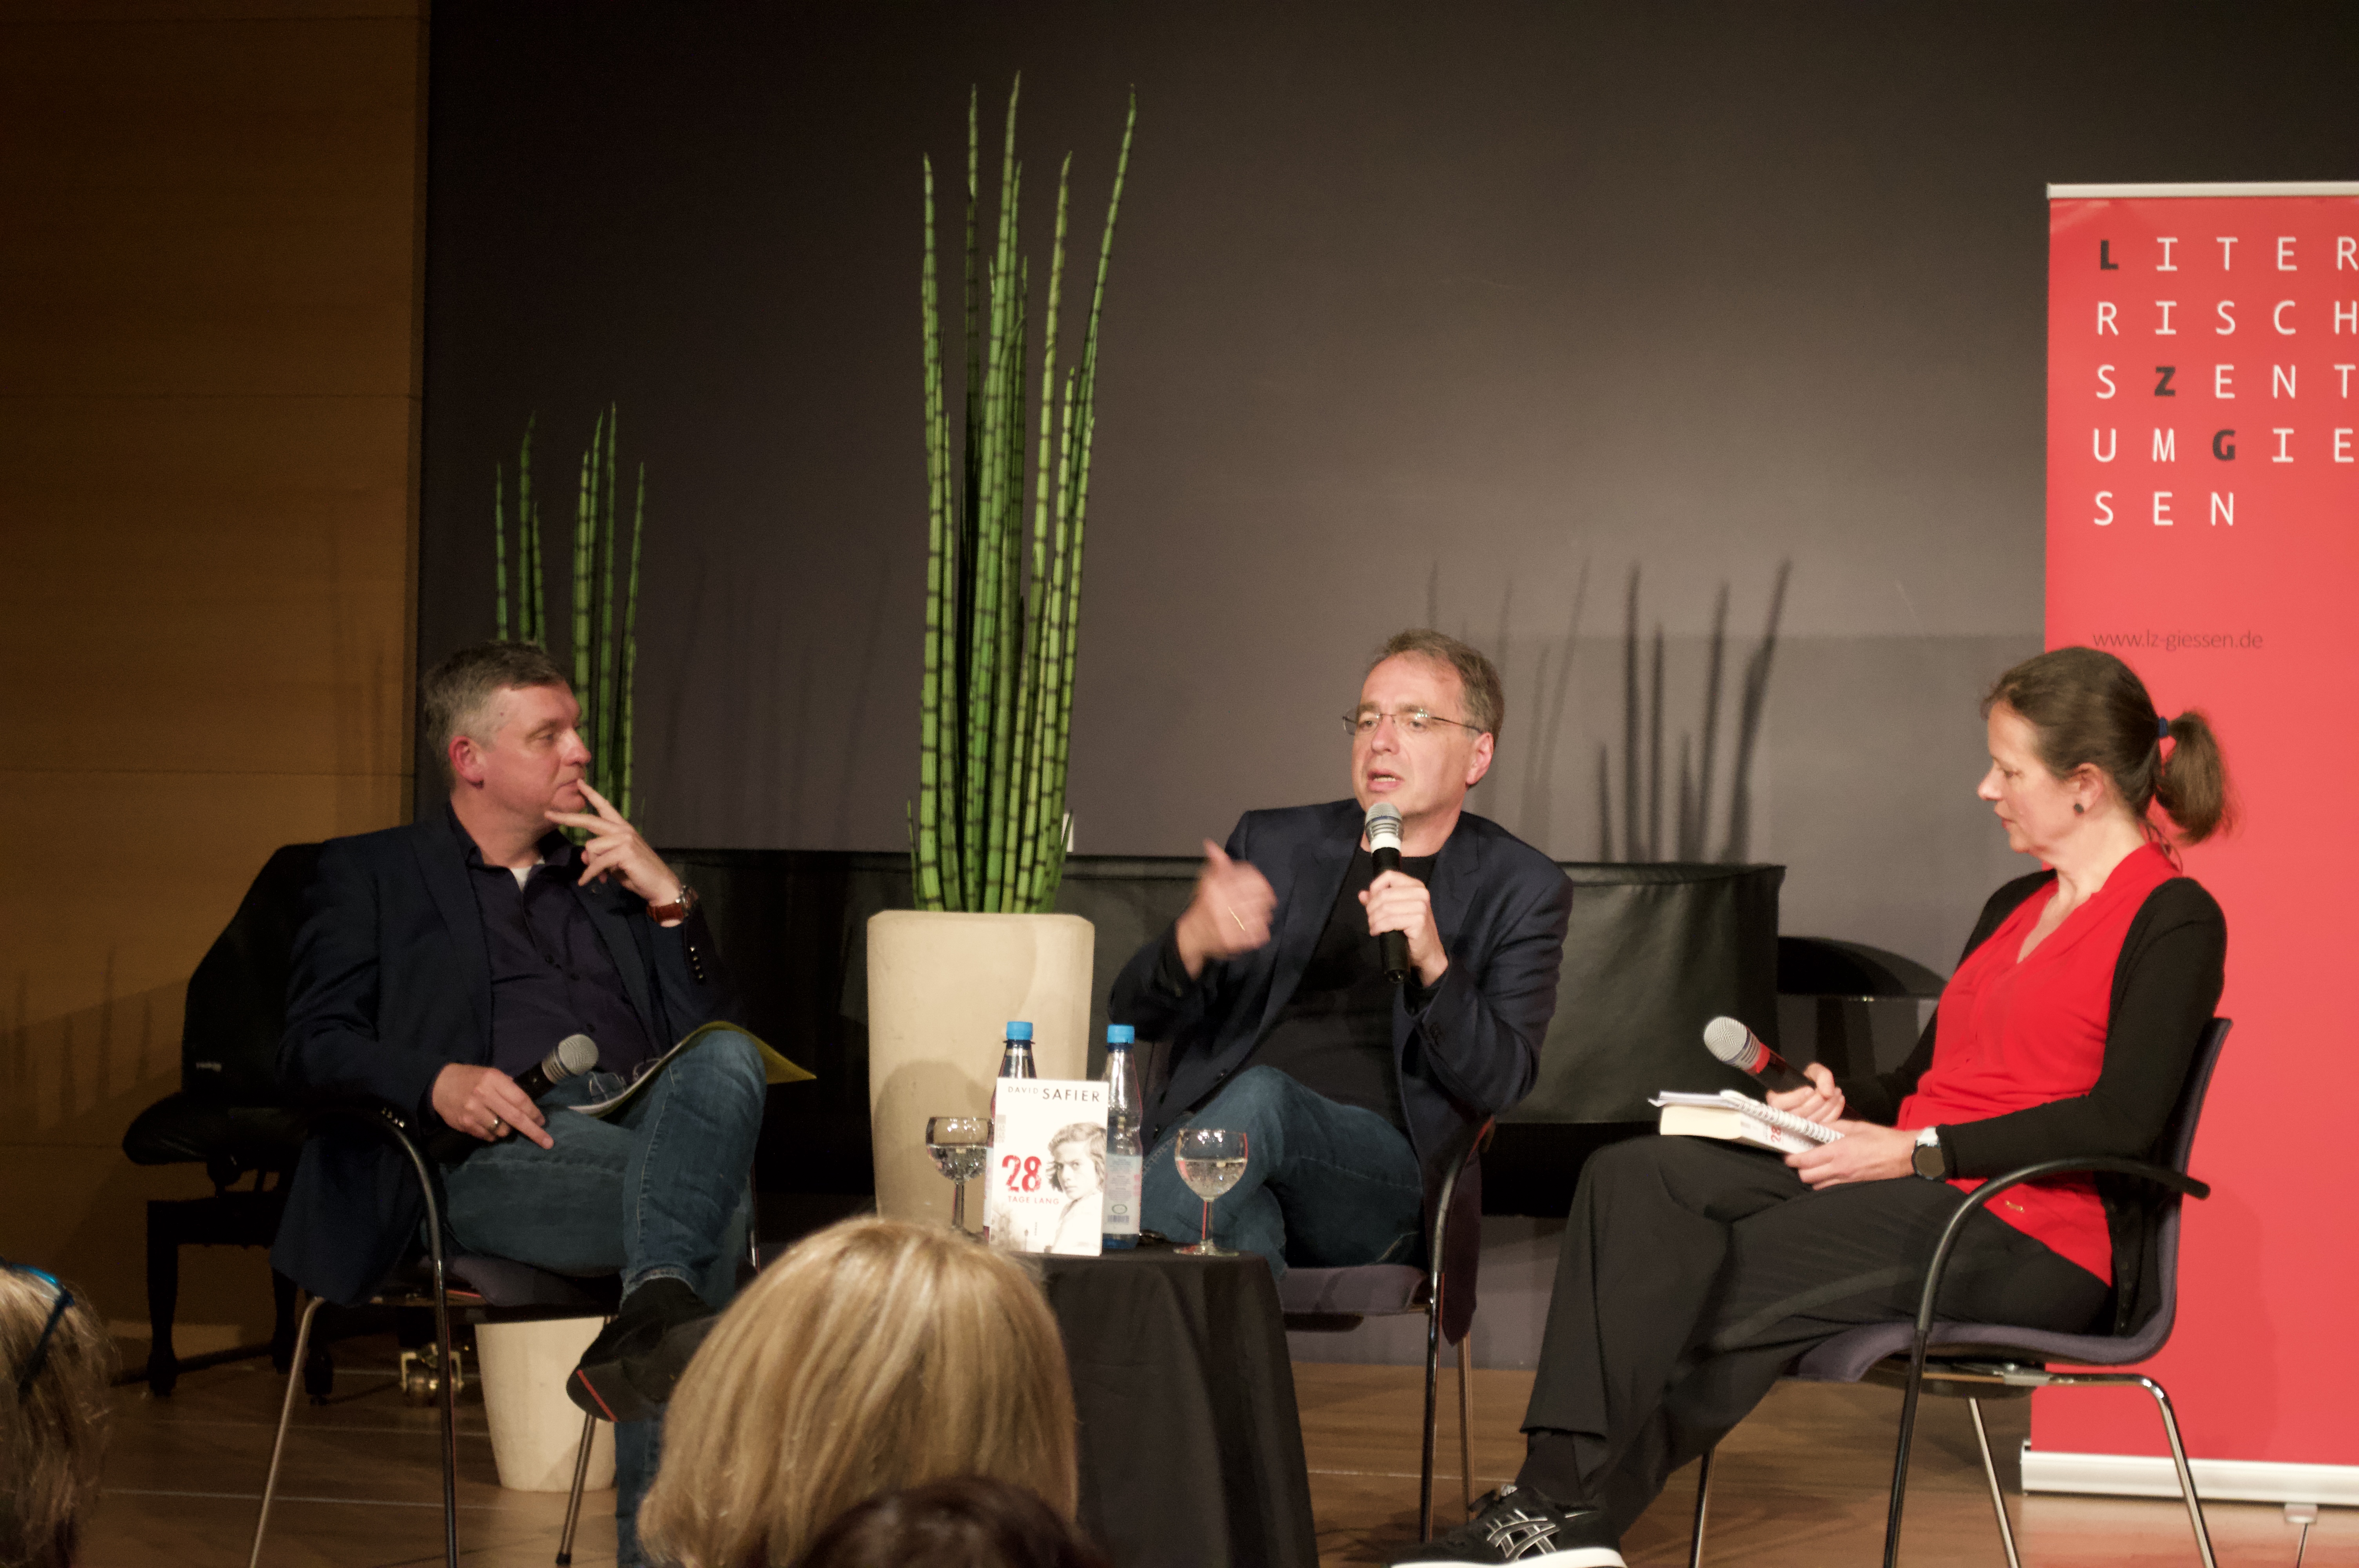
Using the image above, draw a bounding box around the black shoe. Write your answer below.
[567,1277,715,1423]
[1388,1484,1625,1566]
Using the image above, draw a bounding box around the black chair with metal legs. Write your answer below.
[1278,1117,1494,1543]
[1687,1017,2230,1568]
[248,1106,618,1568]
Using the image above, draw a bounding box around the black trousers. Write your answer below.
[1519,1136,2110,1534]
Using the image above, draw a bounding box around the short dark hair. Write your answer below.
[1370,630,1504,740]
[1983,646,2235,844]
[420,641,571,779]
[787,1475,1109,1568]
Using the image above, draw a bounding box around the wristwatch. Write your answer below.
[648,884,700,926]
[1911,1126,1950,1181]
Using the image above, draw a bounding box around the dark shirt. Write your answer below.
[456,813,658,1081]
[1229,846,1438,1131]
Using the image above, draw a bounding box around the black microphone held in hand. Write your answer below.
[515,1033,600,1102]
[1701,1016,1809,1093]
[427,1033,600,1160]
[1365,802,1410,984]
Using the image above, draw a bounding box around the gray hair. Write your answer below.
[1370,629,1504,740]
[419,641,571,779]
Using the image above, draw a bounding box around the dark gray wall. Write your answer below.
[419,1,2359,975]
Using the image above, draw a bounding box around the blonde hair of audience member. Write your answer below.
[2,1265,116,1568]
[638,1218,1078,1568]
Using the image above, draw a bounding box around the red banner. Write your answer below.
[2047,185,2359,1466]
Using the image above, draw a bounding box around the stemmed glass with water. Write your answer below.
[926,1116,992,1237]
[1173,1127,1249,1256]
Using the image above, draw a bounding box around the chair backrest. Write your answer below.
[2112,1016,2231,1338]
[182,843,321,1105]
[2157,1016,2232,1176]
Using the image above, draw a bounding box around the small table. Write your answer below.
[1039,1247,1318,1568]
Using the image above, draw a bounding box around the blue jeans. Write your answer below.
[440,1027,765,1568]
[1143,1066,1423,1281]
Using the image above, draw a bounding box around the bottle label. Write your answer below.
[1102,1153,1143,1237]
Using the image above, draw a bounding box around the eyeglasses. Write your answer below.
[1342,706,1480,739]
[2,1260,72,1394]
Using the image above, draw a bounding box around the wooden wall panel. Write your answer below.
[0,15,422,397]
[0,396,413,775]
[0,1,422,1354]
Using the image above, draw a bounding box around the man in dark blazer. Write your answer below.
[272,641,765,1566]
[1110,630,1572,1277]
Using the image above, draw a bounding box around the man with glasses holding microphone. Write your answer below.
[1110,630,1572,1277]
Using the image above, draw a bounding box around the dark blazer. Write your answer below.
[270,808,733,1305]
[1110,799,1572,1237]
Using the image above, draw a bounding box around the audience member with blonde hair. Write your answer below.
[2,1262,116,1568]
[639,1218,1080,1568]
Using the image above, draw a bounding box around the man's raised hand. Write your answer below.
[1174,840,1277,978]
[546,781,682,907]
[431,1062,554,1149]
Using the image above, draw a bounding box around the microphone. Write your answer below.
[516,1033,601,1101]
[1702,1016,1809,1093]
[428,1034,600,1160]
[1365,802,1410,984]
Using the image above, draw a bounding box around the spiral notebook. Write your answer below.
[1649,1089,1843,1156]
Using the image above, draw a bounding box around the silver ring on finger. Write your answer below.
[489,1116,505,1136]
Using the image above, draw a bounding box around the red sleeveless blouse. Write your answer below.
[1896,843,2178,1283]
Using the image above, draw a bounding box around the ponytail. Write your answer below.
[2154,710,2235,843]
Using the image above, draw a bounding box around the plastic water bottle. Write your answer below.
[1101,1024,1144,1250]
[983,1022,1037,1245]
[990,1020,1035,1122]
[997,1020,1036,1080]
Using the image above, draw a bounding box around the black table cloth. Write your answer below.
[1039,1247,1318,1568]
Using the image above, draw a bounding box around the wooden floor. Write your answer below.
[84,1338,2341,1566]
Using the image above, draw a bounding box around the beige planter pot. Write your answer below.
[866,910,1095,1224]
[474,1317,616,1492]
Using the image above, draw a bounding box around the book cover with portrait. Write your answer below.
[983,1080,1110,1257]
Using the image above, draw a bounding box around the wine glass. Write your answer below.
[1173,1127,1248,1257]
[926,1116,992,1236]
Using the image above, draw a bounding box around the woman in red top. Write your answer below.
[1400,648,2233,1568]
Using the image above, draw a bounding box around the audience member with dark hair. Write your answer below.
[787,1477,1108,1568]
[1399,646,2233,1566]
[2,1262,116,1568]
[640,1218,1078,1567]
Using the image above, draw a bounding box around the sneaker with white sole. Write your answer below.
[1386,1483,1625,1566]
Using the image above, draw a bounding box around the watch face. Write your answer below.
[1913,1141,1945,1180]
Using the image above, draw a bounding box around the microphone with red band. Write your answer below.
[1365,801,1410,984]
[1702,1015,1810,1093]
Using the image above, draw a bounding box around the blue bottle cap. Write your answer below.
[1106,1024,1135,1045]
[1005,1021,1033,1041]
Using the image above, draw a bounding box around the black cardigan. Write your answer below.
[1838,866,2226,1328]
